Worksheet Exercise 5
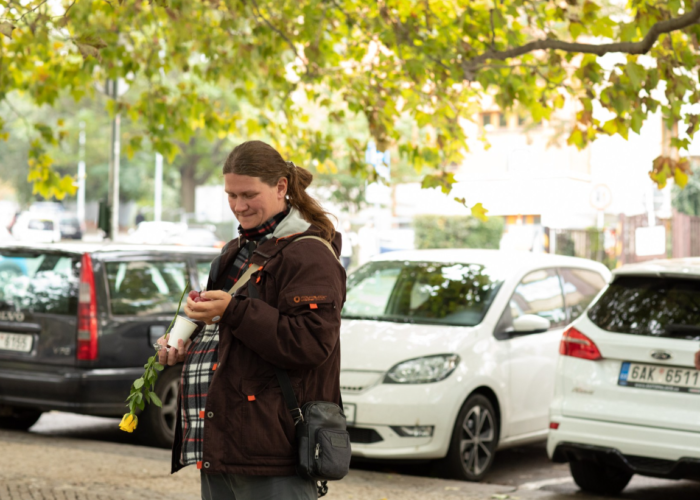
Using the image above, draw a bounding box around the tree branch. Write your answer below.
[1,0,48,23]
[463,1,700,77]
[249,0,307,71]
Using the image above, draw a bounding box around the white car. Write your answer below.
[340,249,610,480]
[548,258,700,495]
[11,212,61,243]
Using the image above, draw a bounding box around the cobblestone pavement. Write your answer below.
[1,414,699,500]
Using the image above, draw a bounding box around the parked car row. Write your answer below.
[0,240,698,495]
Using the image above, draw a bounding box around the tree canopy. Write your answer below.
[1,0,698,215]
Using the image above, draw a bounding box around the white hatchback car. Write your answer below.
[548,258,700,495]
[340,249,610,480]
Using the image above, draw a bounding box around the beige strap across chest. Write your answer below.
[227,235,338,295]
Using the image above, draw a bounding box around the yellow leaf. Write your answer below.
[674,167,689,188]
[471,202,489,221]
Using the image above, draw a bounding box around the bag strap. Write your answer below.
[245,278,305,424]
[227,263,260,295]
[244,233,342,425]
[290,235,340,262]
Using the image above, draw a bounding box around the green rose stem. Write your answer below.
[120,279,190,433]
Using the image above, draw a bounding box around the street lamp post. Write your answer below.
[154,153,163,222]
[106,80,121,241]
[77,121,86,227]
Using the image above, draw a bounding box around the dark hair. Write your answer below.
[222,140,336,242]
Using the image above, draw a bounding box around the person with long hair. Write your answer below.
[157,140,346,499]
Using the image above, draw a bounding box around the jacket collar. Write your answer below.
[272,207,311,239]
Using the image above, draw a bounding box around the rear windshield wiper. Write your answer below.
[662,324,700,340]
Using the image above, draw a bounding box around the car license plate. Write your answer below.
[0,332,32,353]
[618,361,700,394]
[343,403,356,425]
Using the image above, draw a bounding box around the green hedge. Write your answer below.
[413,215,505,250]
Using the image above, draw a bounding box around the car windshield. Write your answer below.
[0,251,79,315]
[342,260,504,327]
[588,276,700,340]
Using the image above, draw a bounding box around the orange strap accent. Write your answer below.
[196,461,203,470]
[247,395,256,402]
[199,410,205,418]
[212,363,218,371]
[256,276,261,283]
[309,303,318,310]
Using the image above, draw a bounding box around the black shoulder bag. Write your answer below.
[245,236,351,497]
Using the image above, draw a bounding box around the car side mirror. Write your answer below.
[512,315,551,334]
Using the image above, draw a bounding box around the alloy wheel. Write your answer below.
[459,404,495,477]
[158,377,179,436]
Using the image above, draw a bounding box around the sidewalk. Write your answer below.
[0,430,562,500]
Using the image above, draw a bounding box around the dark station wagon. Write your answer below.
[0,242,219,446]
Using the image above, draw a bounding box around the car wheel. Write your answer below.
[138,366,181,448]
[444,394,499,481]
[569,459,633,495]
[0,407,42,431]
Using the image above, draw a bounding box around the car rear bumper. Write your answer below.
[548,416,700,480]
[0,365,146,417]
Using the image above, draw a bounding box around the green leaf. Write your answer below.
[149,392,163,407]
[133,378,144,389]
[569,22,586,40]
[602,119,618,135]
[626,62,645,88]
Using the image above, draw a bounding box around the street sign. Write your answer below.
[590,184,613,211]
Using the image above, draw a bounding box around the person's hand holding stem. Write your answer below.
[119,280,189,433]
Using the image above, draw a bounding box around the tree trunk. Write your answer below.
[180,162,197,215]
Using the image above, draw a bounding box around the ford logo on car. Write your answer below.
[650,350,672,361]
[0,311,25,322]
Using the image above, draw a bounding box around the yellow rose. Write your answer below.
[119,413,138,433]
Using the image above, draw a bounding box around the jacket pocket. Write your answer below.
[238,377,301,460]
[314,428,351,480]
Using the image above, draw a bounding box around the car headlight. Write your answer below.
[384,354,461,384]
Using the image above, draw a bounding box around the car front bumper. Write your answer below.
[342,382,463,460]
[0,364,147,416]
[548,415,700,480]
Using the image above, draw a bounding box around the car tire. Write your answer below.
[569,459,633,495]
[137,366,181,448]
[0,407,43,431]
[443,394,499,482]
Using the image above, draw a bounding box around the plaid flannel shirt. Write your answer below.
[179,207,290,468]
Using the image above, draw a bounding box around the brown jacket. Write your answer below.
[171,210,346,476]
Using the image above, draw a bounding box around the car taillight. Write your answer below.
[77,253,98,360]
[559,327,602,361]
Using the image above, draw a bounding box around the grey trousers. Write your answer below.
[200,471,317,500]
